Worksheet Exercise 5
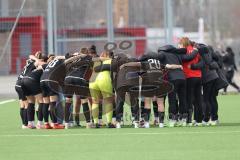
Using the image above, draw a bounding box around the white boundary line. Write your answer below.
[1,130,240,137]
[0,99,16,105]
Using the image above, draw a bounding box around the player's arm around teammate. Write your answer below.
[22,52,47,129]
[40,55,66,129]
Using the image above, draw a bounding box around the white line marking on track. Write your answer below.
[1,130,240,137]
[0,99,16,105]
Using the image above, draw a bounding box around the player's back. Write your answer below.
[21,59,36,78]
[41,58,66,85]
[96,59,112,81]
[65,55,92,80]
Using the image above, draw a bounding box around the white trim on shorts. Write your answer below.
[40,79,59,84]
[65,76,85,81]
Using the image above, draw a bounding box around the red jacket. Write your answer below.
[183,46,202,78]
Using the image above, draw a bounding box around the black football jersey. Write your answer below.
[116,55,171,97]
[65,55,93,79]
[28,64,47,82]
[41,59,65,81]
[19,59,36,79]
[140,58,164,71]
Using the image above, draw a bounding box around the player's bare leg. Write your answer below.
[91,98,100,128]
[104,96,115,128]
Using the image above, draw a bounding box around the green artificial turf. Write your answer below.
[0,95,240,160]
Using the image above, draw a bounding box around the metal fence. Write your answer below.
[51,0,179,57]
[0,0,240,75]
[0,0,48,74]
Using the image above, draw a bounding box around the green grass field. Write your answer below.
[0,95,240,160]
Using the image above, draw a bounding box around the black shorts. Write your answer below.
[15,80,27,100]
[40,80,60,97]
[64,77,90,98]
[129,80,173,97]
[22,77,42,96]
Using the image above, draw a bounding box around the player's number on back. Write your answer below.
[148,59,161,69]
[47,59,59,68]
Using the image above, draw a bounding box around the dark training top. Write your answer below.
[223,51,238,71]
[191,45,219,84]
[94,53,135,89]
[19,59,36,80]
[142,45,198,81]
[139,53,165,70]
[65,55,93,81]
[63,55,93,97]
[139,55,173,96]
[28,64,47,82]
[113,54,173,97]
[40,59,66,85]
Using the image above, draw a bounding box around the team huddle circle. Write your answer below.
[15,38,236,129]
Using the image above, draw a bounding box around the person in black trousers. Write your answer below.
[191,44,220,125]
[222,47,240,93]
[209,47,228,123]
[178,38,203,126]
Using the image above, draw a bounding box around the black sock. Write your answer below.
[23,108,28,126]
[69,108,73,122]
[187,109,193,123]
[116,101,124,122]
[38,103,44,121]
[159,112,165,123]
[131,98,139,121]
[50,102,57,123]
[182,113,188,120]
[64,102,72,123]
[75,113,80,125]
[153,101,158,118]
[130,105,134,119]
[20,108,24,125]
[98,103,102,120]
[133,106,139,122]
[43,103,49,123]
[27,103,35,121]
[112,101,116,118]
[49,109,53,122]
[144,108,151,121]
[169,113,176,120]
[140,101,145,119]
[82,102,90,123]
